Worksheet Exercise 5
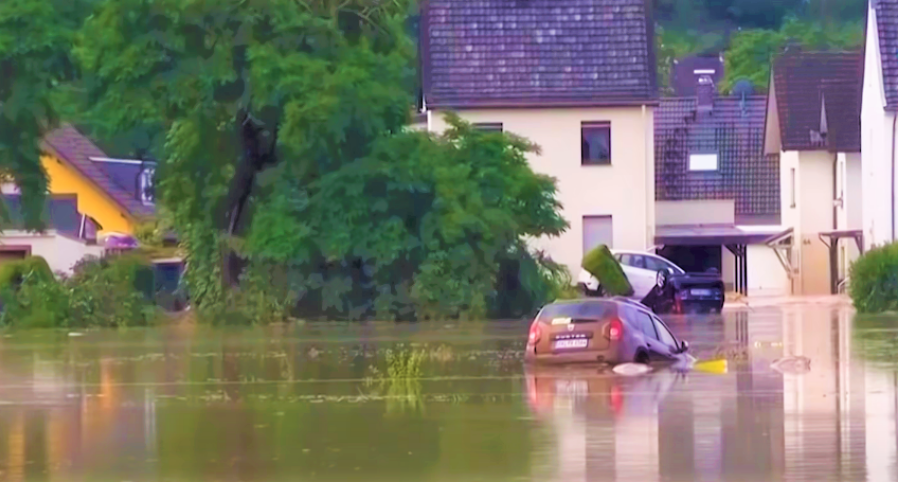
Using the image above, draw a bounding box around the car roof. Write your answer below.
[546,296,650,312]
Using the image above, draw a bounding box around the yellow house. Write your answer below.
[41,124,156,235]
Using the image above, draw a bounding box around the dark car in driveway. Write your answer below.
[580,250,725,314]
[524,298,690,366]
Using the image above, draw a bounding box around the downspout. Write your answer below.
[891,113,898,242]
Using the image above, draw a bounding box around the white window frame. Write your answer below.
[688,153,718,171]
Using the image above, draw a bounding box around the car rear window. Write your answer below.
[536,301,615,322]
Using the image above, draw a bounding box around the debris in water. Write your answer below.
[771,355,811,375]
[612,363,652,376]
[68,332,84,337]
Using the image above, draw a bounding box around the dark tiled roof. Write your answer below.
[655,95,780,220]
[771,50,862,152]
[671,56,724,97]
[42,125,154,218]
[875,0,898,110]
[421,0,657,109]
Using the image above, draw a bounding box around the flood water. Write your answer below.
[0,305,896,481]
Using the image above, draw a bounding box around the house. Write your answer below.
[862,0,898,250]
[42,124,156,235]
[0,195,105,273]
[0,124,157,273]
[655,78,791,297]
[418,0,658,277]
[765,49,864,295]
[671,55,725,97]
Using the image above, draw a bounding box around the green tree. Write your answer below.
[77,0,567,321]
[721,17,863,93]
[0,0,99,229]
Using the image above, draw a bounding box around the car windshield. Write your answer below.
[536,301,615,322]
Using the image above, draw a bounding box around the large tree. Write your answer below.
[76,0,567,320]
[0,0,100,229]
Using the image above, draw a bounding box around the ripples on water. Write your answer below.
[0,305,895,481]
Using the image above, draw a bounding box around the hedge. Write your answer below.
[850,242,898,313]
[0,256,55,292]
[582,244,633,297]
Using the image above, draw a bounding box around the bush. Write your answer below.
[582,245,633,297]
[849,243,898,313]
[0,256,55,292]
[0,253,160,328]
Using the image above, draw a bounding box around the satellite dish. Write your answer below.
[732,79,754,97]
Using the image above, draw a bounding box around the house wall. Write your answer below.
[429,107,655,277]
[747,245,791,296]
[0,230,104,274]
[42,154,135,235]
[862,3,897,250]
[780,150,838,295]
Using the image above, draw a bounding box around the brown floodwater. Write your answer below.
[0,304,895,481]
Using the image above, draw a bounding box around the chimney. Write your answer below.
[696,74,715,113]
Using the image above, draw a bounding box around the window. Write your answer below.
[581,122,611,165]
[630,255,647,269]
[473,122,503,133]
[653,317,678,348]
[582,215,613,253]
[632,310,659,340]
[619,254,632,266]
[688,153,718,171]
[139,166,155,206]
[790,168,796,208]
[644,255,671,272]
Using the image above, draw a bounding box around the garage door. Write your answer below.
[582,215,613,253]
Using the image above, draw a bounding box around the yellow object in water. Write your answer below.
[693,358,728,374]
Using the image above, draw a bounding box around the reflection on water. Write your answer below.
[0,307,894,481]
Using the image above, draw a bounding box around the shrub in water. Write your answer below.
[581,244,633,296]
[849,242,898,313]
[0,256,55,291]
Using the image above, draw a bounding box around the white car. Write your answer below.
[578,249,685,300]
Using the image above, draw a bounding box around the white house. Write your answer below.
[765,48,864,295]
[862,0,898,250]
[418,0,658,277]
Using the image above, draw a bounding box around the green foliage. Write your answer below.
[721,18,863,93]
[582,245,633,297]
[0,254,160,328]
[385,345,426,379]
[244,114,567,321]
[849,243,898,314]
[0,255,54,291]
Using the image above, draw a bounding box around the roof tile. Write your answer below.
[875,0,898,109]
[421,0,657,108]
[771,50,862,152]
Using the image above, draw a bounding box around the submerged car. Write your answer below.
[524,298,690,366]
[579,249,725,314]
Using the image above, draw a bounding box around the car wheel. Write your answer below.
[635,350,650,365]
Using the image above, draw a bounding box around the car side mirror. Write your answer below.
[679,341,689,353]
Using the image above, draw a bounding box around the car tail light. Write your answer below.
[528,322,542,344]
[607,318,623,341]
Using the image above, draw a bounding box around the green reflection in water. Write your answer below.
[0,322,536,482]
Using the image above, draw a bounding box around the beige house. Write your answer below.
[764,49,864,295]
[418,0,658,277]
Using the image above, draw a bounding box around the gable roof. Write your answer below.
[420,0,658,109]
[42,125,154,218]
[770,50,862,152]
[875,0,898,110]
[655,95,780,223]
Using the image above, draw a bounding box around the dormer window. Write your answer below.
[139,166,155,205]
